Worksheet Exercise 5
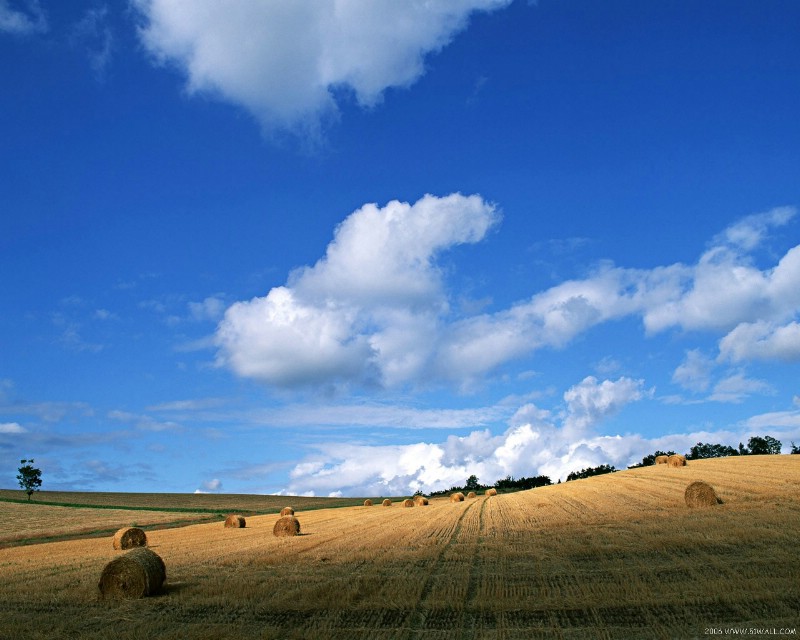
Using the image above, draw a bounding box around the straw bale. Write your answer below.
[467,492,477,499]
[485,488,498,496]
[667,454,687,467]
[382,499,392,506]
[363,499,373,506]
[280,506,295,516]
[402,498,415,508]
[654,455,669,465]
[450,493,464,503]
[112,527,147,550]
[413,495,429,506]
[685,480,722,507]
[98,547,165,599]
[224,514,246,528]
[273,515,301,537]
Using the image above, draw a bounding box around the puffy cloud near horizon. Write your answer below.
[281,376,651,496]
[133,0,512,134]
[280,382,800,497]
[215,200,800,392]
[194,478,222,494]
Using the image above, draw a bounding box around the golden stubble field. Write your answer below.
[0,455,798,639]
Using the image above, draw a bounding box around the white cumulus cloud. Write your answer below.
[133,0,512,135]
[215,193,500,389]
[215,202,800,392]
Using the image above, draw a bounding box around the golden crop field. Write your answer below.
[0,488,365,512]
[0,455,798,639]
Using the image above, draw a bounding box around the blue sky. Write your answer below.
[2,0,799,497]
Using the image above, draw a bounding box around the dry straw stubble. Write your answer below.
[685,480,722,507]
[273,515,301,537]
[224,514,246,528]
[112,527,147,550]
[98,547,166,599]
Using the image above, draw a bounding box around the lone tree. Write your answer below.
[17,459,42,501]
[465,475,480,491]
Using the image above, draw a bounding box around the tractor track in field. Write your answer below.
[459,495,488,640]
[402,498,480,638]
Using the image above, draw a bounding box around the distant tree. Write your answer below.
[465,475,480,491]
[791,442,800,454]
[17,459,42,501]
[566,464,616,482]
[686,442,739,460]
[494,475,552,491]
[741,435,782,455]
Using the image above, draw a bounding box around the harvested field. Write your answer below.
[0,489,363,512]
[0,456,798,639]
[0,501,214,547]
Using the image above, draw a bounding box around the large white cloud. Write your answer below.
[216,202,800,391]
[215,193,500,388]
[133,0,511,133]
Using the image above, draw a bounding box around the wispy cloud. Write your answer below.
[0,0,46,35]
[107,409,183,432]
[0,422,26,434]
[70,4,113,79]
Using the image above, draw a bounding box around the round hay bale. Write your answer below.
[112,527,147,550]
[654,455,669,465]
[363,499,373,506]
[402,498,415,508]
[485,488,498,496]
[224,514,246,528]
[667,454,687,467]
[413,495,428,506]
[280,506,294,516]
[273,515,301,537]
[450,493,464,503]
[685,481,722,507]
[382,499,392,506]
[98,547,165,599]
[466,492,477,499]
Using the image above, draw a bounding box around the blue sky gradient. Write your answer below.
[2,0,799,496]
